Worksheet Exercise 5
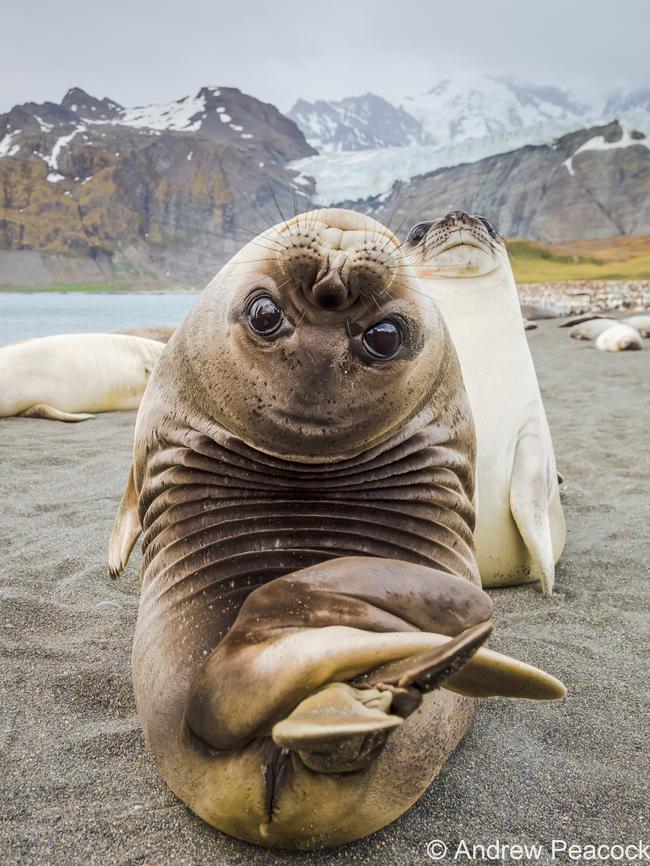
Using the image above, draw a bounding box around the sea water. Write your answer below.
[0,292,200,346]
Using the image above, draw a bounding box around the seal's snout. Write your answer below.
[443,210,473,228]
[310,263,355,311]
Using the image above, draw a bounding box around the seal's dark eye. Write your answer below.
[362,320,402,360]
[247,295,283,336]
[477,216,499,239]
[406,222,432,245]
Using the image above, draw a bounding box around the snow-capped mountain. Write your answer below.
[0,86,315,168]
[0,86,315,287]
[400,76,590,147]
[361,121,650,244]
[288,76,650,204]
[288,93,430,152]
[289,76,594,155]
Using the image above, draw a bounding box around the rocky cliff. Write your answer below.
[354,122,650,243]
[0,87,316,287]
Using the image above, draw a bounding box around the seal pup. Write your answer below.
[569,318,618,340]
[0,334,164,421]
[118,326,175,343]
[403,211,566,594]
[620,314,650,337]
[595,323,643,352]
[108,208,565,849]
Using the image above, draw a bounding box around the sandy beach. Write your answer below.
[1,319,648,866]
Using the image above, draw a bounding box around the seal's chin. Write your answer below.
[418,242,500,279]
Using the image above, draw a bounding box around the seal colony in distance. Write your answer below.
[108,208,565,850]
[0,333,165,421]
[404,211,566,595]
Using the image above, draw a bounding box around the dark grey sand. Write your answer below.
[1,320,649,866]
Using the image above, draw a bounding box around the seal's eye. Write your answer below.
[363,320,402,360]
[477,216,499,240]
[406,222,432,245]
[247,295,283,337]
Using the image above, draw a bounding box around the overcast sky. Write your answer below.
[2,0,648,114]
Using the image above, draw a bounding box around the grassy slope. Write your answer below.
[507,236,650,283]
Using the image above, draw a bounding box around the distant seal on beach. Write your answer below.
[569,318,618,340]
[404,211,566,594]
[595,323,643,352]
[520,304,558,321]
[108,208,565,849]
[523,318,538,331]
[118,326,175,343]
[0,334,164,422]
[620,314,650,337]
[559,314,607,328]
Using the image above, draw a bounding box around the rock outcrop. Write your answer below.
[0,87,316,287]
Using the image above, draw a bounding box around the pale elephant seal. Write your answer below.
[108,208,565,849]
[595,323,643,352]
[0,334,164,421]
[118,326,175,343]
[620,314,650,337]
[569,318,618,340]
[403,211,566,594]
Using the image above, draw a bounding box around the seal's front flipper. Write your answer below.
[272,683,403,773]
[19,403,94,422]
[271,625,495,774]
[444,646,566,700]
[108,463,141,579]
[357,622,565,702]
[357,621,492,698]
[510,431,557,596]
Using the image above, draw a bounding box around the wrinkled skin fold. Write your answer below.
[109,209,566,849]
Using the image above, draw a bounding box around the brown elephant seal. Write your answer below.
[108,208,565,850]
[559,314,607,328]
[118,326,175,343]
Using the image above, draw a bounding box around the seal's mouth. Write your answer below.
[425,233,492,258]
[404,211,503,265]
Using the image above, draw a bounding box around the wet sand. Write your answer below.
[1,320,648,865]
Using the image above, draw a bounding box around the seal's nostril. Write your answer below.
[446,210,471,226]
[312,282,349,311]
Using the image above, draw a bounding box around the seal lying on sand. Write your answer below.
[0,334,165,422]
[620,314,650,338]
[569,318,618,340]
[596,324,643,352]
[403,211,565,594]
[118,326,175,343]
[108,209,565,849]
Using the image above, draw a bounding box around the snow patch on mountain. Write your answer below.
[563,126,648,175]
[120,92,209,131]
[400,76,590,147]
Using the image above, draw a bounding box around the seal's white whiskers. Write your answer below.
[390,279,440,305]
[268,186,292,236]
